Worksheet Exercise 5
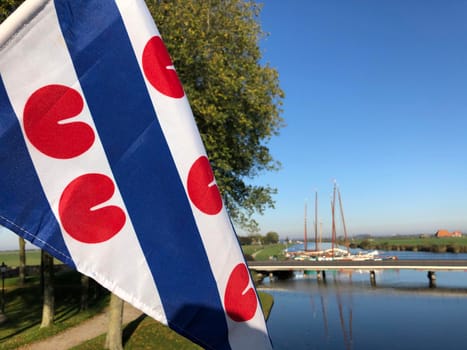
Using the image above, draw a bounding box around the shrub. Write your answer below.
[243,254,254,261]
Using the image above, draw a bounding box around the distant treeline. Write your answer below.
[348,236,467,253]
[238,232,279,245]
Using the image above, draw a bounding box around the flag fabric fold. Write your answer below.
[0,1,272,348]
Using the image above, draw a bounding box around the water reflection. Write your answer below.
[262,269,467,350]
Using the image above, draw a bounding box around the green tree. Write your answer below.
[264,231,279,244]
[238,235,253,245]
[0,0,22,23]
[149,0,284,230]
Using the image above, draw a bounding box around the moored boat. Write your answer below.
[287,182,389,262]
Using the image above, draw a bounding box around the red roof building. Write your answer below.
[435,230,462,238]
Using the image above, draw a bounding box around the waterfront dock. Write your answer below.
[249,259,467,271]
[248,259,467,286]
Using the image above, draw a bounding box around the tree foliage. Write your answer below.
[264,231,279,244]
[238,231,280,245]
[0,0,22,23]
[148,0,284,230]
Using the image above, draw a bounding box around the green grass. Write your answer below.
[0,250,62,267]
[0,250,40,267]
[71,292,274,350]
[0,250,274,349]
[352,235,467,253]
[0,270,109,350]
[241,243,286,261]
[258,291,274,320]
[241,245,263,256]
[72,316,200,350]
[370,236,467,245]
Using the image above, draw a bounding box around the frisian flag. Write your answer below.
[0,0,273,348]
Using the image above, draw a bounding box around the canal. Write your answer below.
[260,250,467,349]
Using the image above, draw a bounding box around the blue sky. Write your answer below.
[244,0,467,239]
[1,1,467,249]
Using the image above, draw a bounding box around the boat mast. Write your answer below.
[304,200,308,251]
[314,191,318,251]
[337,185,349,253]
[319,221,323,249]
[331,182,336,256]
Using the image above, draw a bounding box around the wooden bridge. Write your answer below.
[248,259,467,286]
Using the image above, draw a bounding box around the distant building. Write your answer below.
[435,229,462,238]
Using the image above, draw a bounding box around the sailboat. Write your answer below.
[286,182,382,261]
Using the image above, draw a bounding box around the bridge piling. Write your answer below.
[428,271,436,288]
[370,270,376,286]
[269,272,274,282]
[317,270,326,282]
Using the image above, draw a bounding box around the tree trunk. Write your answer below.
[0,312,6,324]
[80,274,89,311]
[40,250,54,328]
[105,293,124,350]
[18,237,26,286]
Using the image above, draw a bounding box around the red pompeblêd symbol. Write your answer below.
[23,84,95,159]
[142,36,184,98]
[224,263,258,322]
[187,156,222,215]
[59,173,126,244]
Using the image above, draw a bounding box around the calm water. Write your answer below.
[261,249,467,349]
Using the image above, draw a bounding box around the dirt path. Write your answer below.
[251,249,263,258]
[17,302,143,350]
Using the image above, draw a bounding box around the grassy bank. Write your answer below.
[241,243,286,261]
[72,291,274,350]
[0,250,62,267]
[0,270,109,350]
[0,254,273,349]
[350,236,467,253]
[258,291,274,320]
[0,250,41,267]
